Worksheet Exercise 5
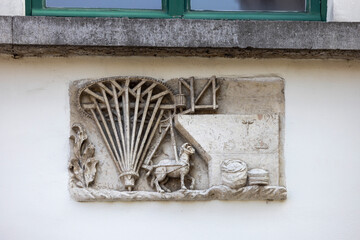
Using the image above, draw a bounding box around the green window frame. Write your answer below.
[26,0,327,21]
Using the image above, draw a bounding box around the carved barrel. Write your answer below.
[248,169,269,186]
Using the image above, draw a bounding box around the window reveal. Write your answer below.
[26,0,326,21]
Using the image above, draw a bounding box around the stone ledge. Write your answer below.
[1,16,360,59]
[0,17,12,44]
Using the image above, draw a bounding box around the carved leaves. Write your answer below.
[84,155,98,187]
[69,123,98,188]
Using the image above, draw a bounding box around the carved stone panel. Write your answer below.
[69,76,286,201]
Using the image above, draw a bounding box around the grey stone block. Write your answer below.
[0,16,12,44]
[11,16,360,50]
[1,16,360,58]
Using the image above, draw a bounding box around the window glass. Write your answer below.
[46,0,162,9]
[191,0,306,12]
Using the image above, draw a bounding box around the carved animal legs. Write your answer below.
[180,173,187,190]
[187,175,195,190]
[154,177,165,193]
[160,177,171,193]
[153,170,168,193]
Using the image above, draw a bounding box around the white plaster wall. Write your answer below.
[327,0,360,21]
[0,0,24,16]
[0,55,359,240]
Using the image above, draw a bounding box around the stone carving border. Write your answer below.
[69,75,287,201]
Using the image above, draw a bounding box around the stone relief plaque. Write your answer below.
[69,76,286,201]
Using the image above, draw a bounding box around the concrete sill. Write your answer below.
[1,16,360,59]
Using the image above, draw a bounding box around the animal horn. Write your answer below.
[181,143,190,148]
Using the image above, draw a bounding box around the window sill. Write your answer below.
[1,16,360,59]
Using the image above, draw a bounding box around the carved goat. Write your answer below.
[142,143,195,193]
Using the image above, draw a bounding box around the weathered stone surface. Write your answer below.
[7,45,360,59]
[70,185,287,201]
[0,17,14,55]
[175,114,280,187]
[0,16,12,44]
[69,76,286,201]
[0,17,13,51]
[11,17,360,49]
[1,16,360,58]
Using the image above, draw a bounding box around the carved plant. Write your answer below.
[69,123,98,188]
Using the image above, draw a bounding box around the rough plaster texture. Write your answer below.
[0,56,360,239]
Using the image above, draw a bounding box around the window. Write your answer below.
[26,0,326,21]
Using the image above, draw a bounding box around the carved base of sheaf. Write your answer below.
[70,185,287,202]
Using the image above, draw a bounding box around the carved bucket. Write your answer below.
[175,94,186,108]
[221,159,247,189]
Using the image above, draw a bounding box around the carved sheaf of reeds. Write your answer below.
[80,78,174,188]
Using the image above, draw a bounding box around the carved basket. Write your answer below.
[221,159,248,189]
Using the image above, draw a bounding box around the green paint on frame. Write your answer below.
[26,0,326,21]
